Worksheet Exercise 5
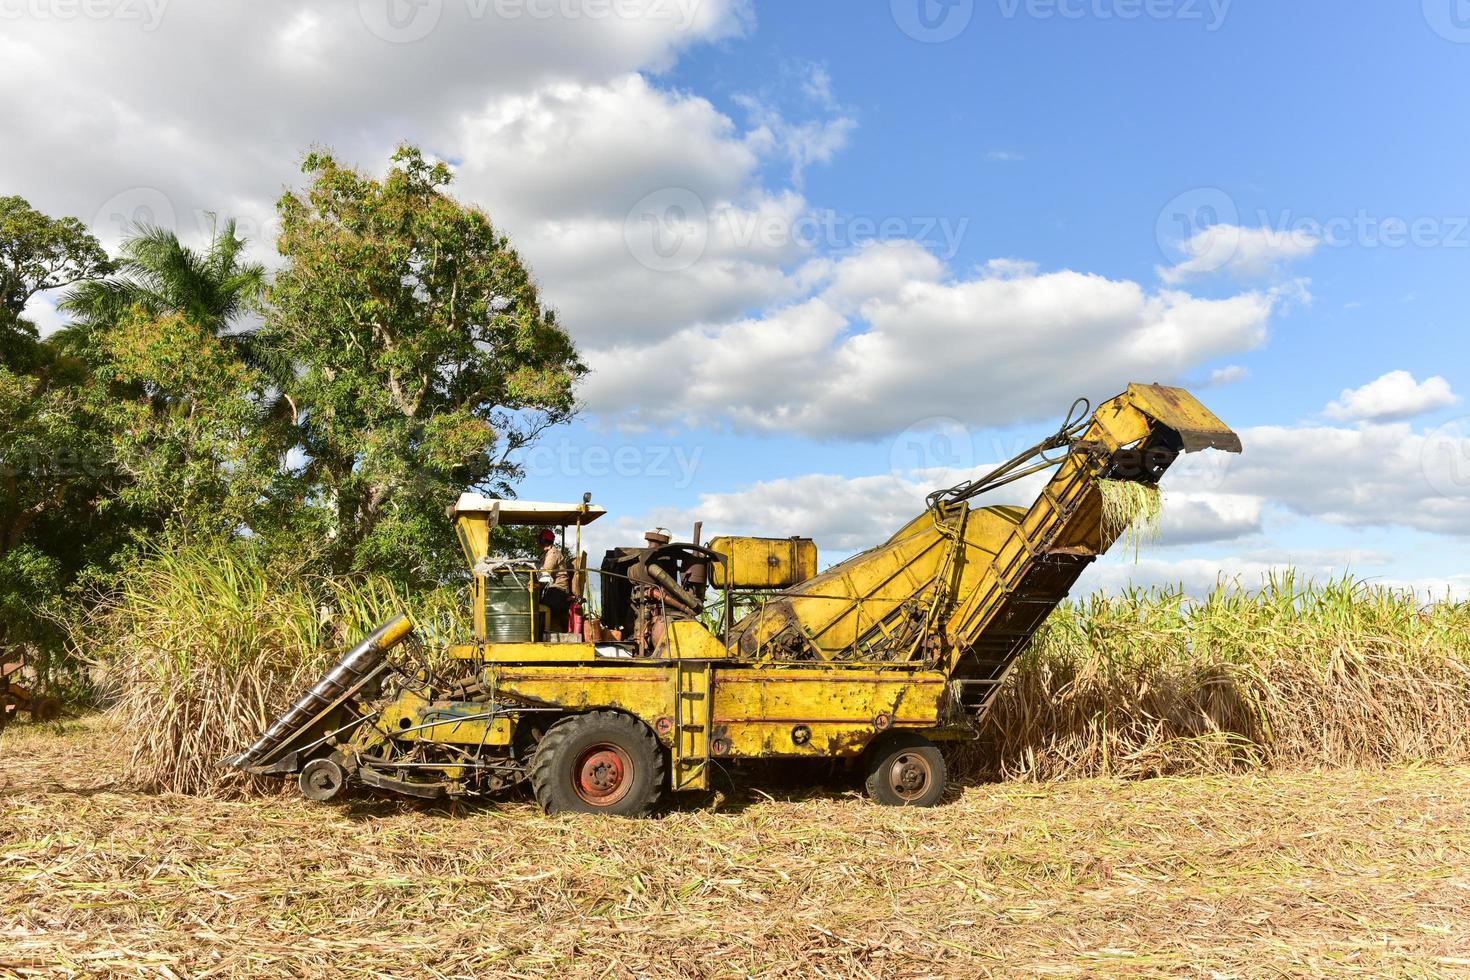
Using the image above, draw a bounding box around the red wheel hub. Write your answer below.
[573,743,634,806]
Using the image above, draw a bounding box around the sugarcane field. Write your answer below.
[3,4,1470,979]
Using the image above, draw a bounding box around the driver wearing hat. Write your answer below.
[538,528,572,628]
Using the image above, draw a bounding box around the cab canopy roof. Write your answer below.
[450,494,606,526]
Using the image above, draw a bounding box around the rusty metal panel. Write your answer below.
[1126,383,1244,453]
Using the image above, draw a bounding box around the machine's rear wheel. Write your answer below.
[532,711,664,817]
[863,732,947,807]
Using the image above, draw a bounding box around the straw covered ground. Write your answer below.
[4,715,1470,979]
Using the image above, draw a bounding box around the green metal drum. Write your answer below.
[483,569,534,642]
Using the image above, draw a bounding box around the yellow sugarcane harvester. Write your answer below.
[229,384,1240,815]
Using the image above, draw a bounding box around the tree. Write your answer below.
[0,198,116,668]
[90,310,277,540]
[0,196,112,367]
[261,146,584,583]
[61,219,289,544]
[60,218,266,352]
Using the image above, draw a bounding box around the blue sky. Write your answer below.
[6,0,1468,594]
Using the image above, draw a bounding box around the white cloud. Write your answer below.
[1324,370,1459,422]
[1170,420,1470,536]
[0,0,752,256]
[985,150,1026,162]
[600,468,1263,574]
[451,75,818,344]
[20,294,66,338]
[1157,492,1264,545]
[1205,364,1249,387]
[600,411,1470,586]
[1159,224,1319,284]
[1,2,857,353]
[584,241,1281,439]
[1081,554,1470,602]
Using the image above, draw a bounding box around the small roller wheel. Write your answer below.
[30,697,61,722]
[863,732,947,807]
[531,711,664,817]
[299,757,348,802]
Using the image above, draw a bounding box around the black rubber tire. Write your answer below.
[299,756,349,802]
[863,732,947,807]
[531,711,665,817]
[30,697,61,722]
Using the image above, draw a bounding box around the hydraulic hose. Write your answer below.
[925,398,1092,510]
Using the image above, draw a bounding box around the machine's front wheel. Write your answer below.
[30,697,61,723]
[299,756,349,802]
[532,711,665,817]
[863,733,947,807]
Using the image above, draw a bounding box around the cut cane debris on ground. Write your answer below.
[2,717,1469,978]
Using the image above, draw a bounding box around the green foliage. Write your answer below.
[262,145,584,584]
[60,218,266,343]
[0,195,112,364]
[89,310,277,538]
[1,160,586,708]
[0,204,121,670]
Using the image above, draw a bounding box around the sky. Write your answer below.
[5,0,1469,597]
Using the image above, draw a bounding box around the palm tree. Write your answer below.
[60,216,267,343]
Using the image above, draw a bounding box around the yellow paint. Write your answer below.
[709,665,947,756]
[488,664,675,721]
[728,383,1241,674]
[708,536,818,589]
[661,620,733,660]
[451,642,602,663]
[402,384,1238,795]
[670,659,712,790]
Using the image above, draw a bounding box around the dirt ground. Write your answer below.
[2,715,1469,979]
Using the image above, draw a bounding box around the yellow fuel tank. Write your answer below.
[709,536,818,590]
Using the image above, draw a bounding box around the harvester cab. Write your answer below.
[230,383,1241,816]
[448,494,607,644]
